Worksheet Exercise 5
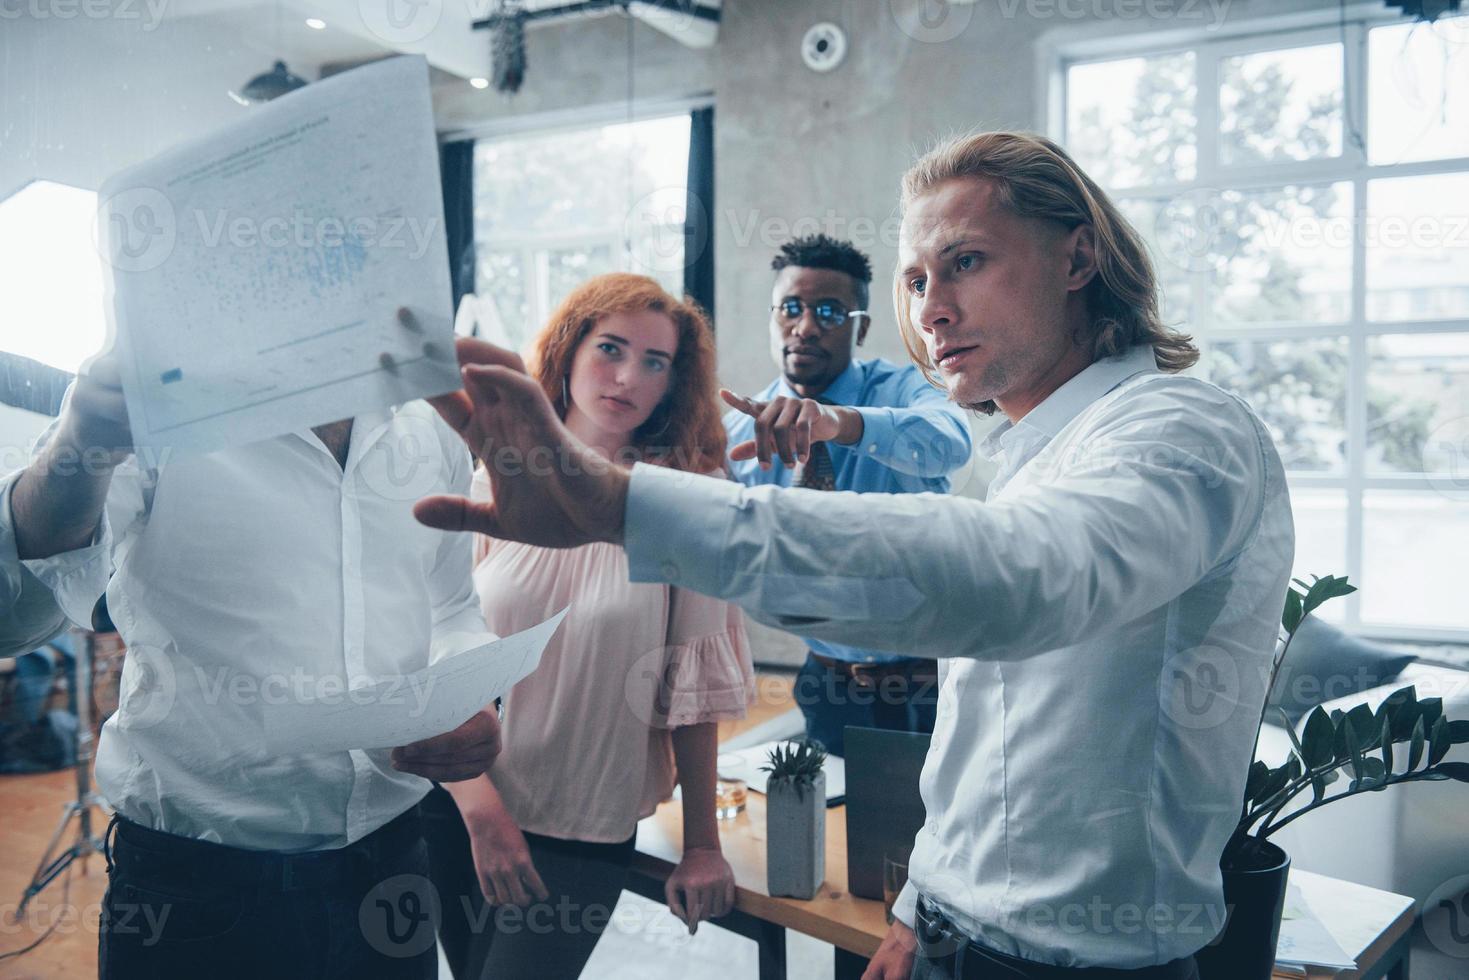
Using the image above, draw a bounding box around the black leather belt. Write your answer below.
[809,651,938,687]
[914,897,1200,980]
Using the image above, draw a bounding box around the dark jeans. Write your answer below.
[912,898,1201,980]
[419,784,637,980]
[795,652,939,757]
[99,807,437,980]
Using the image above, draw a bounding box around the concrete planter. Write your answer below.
[766,772,825,899]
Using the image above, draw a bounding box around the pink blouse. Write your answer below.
[470,468,755,843]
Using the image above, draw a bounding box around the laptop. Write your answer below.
[843,726,931,901]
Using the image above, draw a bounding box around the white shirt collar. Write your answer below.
[978,345,1160,464]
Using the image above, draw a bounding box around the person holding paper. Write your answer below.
[416,132,1294,980]
[7,310,499,979]
[420,273,754,980]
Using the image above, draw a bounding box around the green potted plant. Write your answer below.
[1199,574,1469,980]
[763,739,828,900]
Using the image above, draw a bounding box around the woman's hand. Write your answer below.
[664,846,736,935]
[464,801,550,907]
[862,919,919,980]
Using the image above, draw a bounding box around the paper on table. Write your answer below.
[717,740,847,801]
[262,609,567,756]
[98,55,459,456]
[1275,883,1357,972]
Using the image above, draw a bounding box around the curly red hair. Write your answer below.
[528,272,726,475]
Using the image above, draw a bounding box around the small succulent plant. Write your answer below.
[762,739,828,801]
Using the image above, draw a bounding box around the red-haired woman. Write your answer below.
[421,273,755,979]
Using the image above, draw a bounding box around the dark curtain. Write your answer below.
[440,139,477,315]
[683,106,715,321]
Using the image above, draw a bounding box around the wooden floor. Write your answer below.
[0,671,796,979]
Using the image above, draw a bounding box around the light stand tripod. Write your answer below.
[14,626,113,918]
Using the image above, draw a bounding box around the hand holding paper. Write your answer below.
[391,707,502,783]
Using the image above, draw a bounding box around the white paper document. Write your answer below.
[262,610,567,756]
[1274,883,1357,972]
[717,740,847,802]
[99,55,459,456]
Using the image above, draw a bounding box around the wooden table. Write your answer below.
[632,800,1416,980]
[632,792,885,979]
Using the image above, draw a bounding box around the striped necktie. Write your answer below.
[796,396,838,492]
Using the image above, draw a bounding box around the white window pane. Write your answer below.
[1366,173,1469,322]
[1209,184,1353,326]
[546,244,615,313]
[0,180,107,372]
[473,115,691,239]
[1219,43,1344,166]
[475,250,528,345]
[1066,52,1197,190]
[471,114,691,330]
[1287,487,1347,623]
[1208,337,1348,473]
[1361,491,1469,630]
[1368,17,1469,165]
[1114,197,1192,326]
[1367,333,1469,474]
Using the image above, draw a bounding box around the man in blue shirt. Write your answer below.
[720,234,972,755]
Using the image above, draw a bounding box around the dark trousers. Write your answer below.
[99,806,437,980]
[795,652,939,757]
[912,898,1201,980]
[420,784,637,980]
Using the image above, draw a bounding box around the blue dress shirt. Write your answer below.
[723,357,972,664]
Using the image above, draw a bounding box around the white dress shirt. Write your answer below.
[624,345,1294,968]
[14,400,491,852]
[0,476,69,656]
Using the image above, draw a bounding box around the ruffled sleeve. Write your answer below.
[656,585,756,729]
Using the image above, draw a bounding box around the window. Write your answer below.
[1057,13,1469,638]
[0,180,107,372]
[470,113,693,353]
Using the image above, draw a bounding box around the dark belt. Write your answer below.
[915,897,1200,980]
[809,650,938,687]
[109,804,423,894]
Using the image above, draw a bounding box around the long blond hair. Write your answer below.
[896,131,1198,414]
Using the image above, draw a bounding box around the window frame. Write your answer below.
[1046,10,1469,642]
[461,97,709,352]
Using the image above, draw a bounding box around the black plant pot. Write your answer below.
[1196,840,1291,980]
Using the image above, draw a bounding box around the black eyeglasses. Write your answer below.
[771,298,868,332]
